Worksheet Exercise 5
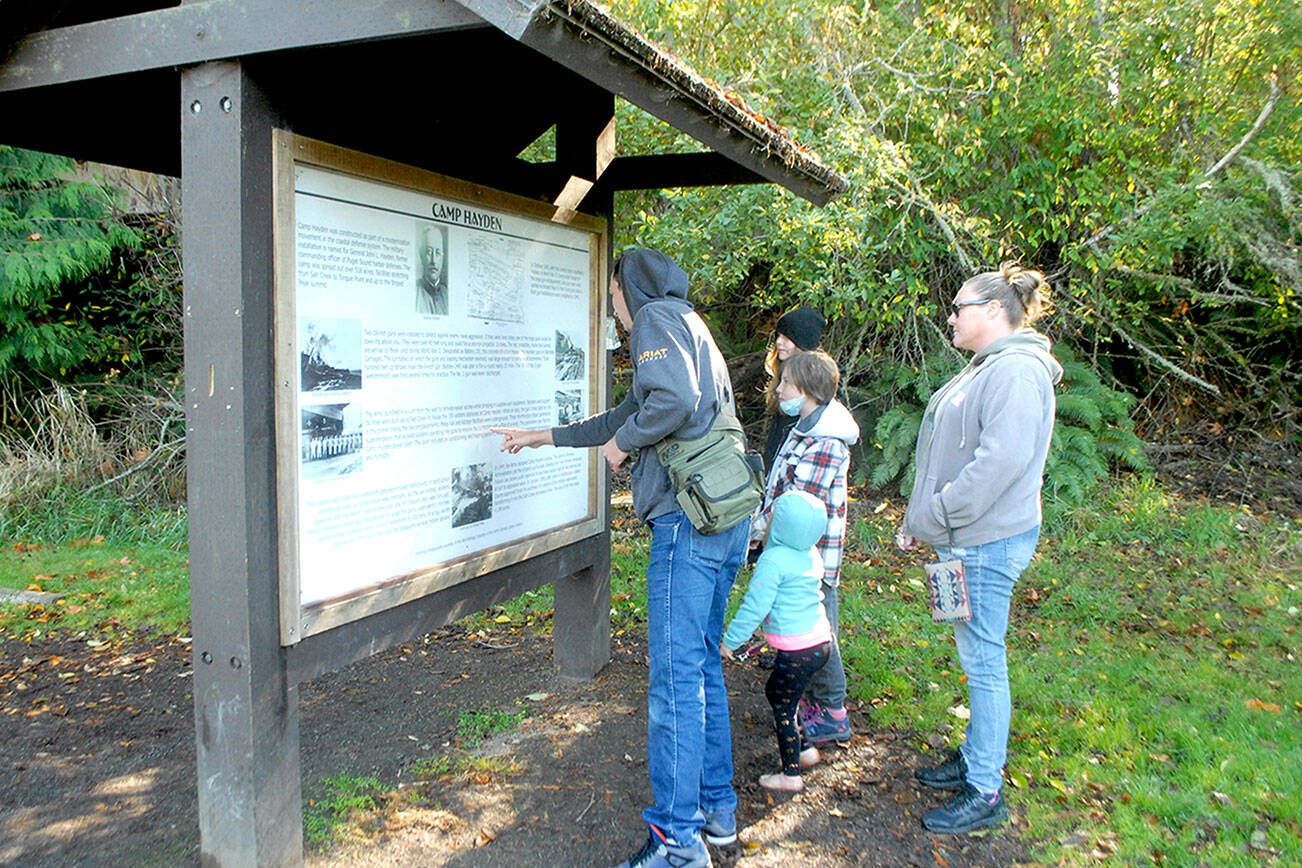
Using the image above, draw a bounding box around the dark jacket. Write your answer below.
[551,250,737,521]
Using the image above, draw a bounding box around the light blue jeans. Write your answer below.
[934,525,1039,794]
[803,580,846,709]
[643,510,749,844]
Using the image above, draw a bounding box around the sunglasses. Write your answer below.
[950,298,996,317]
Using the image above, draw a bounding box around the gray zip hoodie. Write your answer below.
[902,329,1063,548]
[551,250,735,521]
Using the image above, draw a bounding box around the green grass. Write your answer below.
[303,773,386,843]
[455,705,527,744]
[0,538,190,638]
[839,476,1302,866]
[0,488,187,549]
[3,478,1297,864]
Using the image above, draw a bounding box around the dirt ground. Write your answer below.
[0,620,1032,868]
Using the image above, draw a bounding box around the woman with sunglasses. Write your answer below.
[896,263,1062,834]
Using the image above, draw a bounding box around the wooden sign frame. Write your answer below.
[271,131,608,644]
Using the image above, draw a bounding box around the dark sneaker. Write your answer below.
[701,808,736,846]
[799,702,852,743]
[914,749,967,790]
[611,825,712,868]
[922,784,1008,834]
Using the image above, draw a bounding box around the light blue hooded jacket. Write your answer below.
[723,491,832,651]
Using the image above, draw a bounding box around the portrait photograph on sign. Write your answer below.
[273,133,607,642]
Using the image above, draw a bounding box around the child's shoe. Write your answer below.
[758,771,804,792]
[799,700,852,743]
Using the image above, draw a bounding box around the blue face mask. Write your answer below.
[780,395,805,417]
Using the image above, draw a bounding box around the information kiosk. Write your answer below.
[0,1,847,863]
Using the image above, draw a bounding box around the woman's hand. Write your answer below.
[894,529,922,552]
[720,643,734,660]
[490,427,553,454]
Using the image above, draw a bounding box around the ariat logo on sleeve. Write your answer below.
[636,347,670,365]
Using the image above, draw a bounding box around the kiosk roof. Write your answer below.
[0,0,848,204]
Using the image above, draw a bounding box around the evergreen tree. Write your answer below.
[0,145,142,379]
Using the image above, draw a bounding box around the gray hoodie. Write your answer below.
[902,329,1063,548]
[551,250,736,521]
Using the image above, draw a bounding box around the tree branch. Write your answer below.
[1202,74,1281,181]
[1083,73,1280,252]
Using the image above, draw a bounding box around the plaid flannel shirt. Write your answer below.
[761,431,850,586]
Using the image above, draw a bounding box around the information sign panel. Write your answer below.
[272,133,607,643]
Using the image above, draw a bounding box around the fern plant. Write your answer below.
[862,345,1149,509]
[1043,346,1151,507]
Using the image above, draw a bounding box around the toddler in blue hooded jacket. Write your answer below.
[722,490,832,791]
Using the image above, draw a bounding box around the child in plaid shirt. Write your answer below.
[751,349,859,749]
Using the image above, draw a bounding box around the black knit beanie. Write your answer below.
[775,305,826,351]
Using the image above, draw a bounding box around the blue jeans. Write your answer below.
[934,525,1039,794]
[643,510,749,844]
[804,580,846,709]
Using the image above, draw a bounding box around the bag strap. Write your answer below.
[940,497,956,548]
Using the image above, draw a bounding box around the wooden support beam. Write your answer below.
[597,152,765,191]
[182,60,302,866]
[0,0,486,93]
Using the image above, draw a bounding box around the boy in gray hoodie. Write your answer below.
[494,249,748,868]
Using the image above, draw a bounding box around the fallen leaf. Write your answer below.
[1249,829,1270,851]
[525,692,551,701]
[947,705,970,720]
[473,829,497,847]
[1245,698,1281,713]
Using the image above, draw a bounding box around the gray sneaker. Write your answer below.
[702,808,736,846]
[611,826,712,868]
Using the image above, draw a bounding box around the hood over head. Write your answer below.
[795,399,860,446]
[768,490,827,551]
[614,249,690,319]
[972,327,1064,385]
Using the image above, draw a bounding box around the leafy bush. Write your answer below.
[1043,346,1150,509]
[613,0,1301,437]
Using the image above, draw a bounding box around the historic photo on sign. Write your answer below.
[555,329,585,381]
[450,463,493,528]
[301,402,364,480]
[415,224,449,316]
[300,317,363,392]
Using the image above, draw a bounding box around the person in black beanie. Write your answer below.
[761,306,827,473]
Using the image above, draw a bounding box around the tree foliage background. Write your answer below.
[609,0,1300,492]
[1,0,1299,507]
